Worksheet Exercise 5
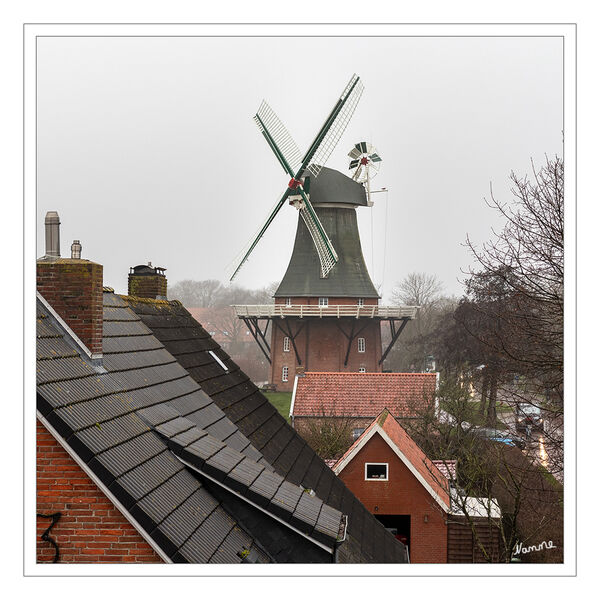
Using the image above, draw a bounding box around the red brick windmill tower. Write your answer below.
[232,75,416,391]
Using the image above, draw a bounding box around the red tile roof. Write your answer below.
[333,409,450,510]
[292,372,437,418]
[432,460,457,481]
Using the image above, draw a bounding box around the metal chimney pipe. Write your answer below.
[71,239,82,259]
[44,211,61,257]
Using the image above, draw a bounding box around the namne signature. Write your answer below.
[513,540,556,556]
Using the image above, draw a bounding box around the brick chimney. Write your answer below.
[37,211,103,358]
[128,263,167,299]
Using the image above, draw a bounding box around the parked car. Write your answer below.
[515,403,543,432]
[471,427,527,449]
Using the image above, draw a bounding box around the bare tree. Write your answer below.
[464,156,563,409]
[168,279,223,307]
[390,272,444,308]
[405,374,563,563]
[386,273,456,372]
[169,279,278,309]
[295,403,361,460]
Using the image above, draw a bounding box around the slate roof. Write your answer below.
[36,290,348,563]
[333,409,451,511]
[291,372,438,419]
[123,296,408,564]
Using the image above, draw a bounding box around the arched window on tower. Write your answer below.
[283,336,290,352]
[282,366,289,382]
[358,337,366,353]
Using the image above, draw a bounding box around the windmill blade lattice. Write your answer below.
[254,101,303,176]
[306,75,364,179]
[295,197,338,278]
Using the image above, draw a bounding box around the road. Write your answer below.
[498,408,563,483]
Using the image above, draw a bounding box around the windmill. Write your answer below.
[231,76,416,391]
[348,142,382,206]
[230,74,364,281]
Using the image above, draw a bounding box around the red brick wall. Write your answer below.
[36,259,103,355]
[337,432,448,563]
[270,317,383,392]
[36,420,162,563]
[128,274,167,299]
[274,297,378,306]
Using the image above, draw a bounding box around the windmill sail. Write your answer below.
[254,101,302,177]
[302,74,364,179]
[229,190,290,281]
[297,195,338,278]
[230,74,364,281]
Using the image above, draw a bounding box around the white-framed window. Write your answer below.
[318,297,328,306]
[282,366,289,382]
[365,463,388,481]
[357,298,364,307]
[283,336,290,352]
[352,427,365,440]
[358,337,366,353]
[285,297,292,307]
[358,366,366,373]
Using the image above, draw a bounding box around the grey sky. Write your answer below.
[36,35,563,302]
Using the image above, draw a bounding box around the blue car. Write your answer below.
[472,427,527,449]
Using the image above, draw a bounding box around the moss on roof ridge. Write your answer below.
[119,294,182,307]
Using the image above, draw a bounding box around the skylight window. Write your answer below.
[208,350,229,372]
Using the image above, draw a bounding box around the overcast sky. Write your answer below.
[36,35,563,302]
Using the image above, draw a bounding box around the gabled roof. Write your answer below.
[291,372,437,418]
[36,290,347,563]
[123,296,408,564]
[333,409,451,512]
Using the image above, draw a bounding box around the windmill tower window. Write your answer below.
[318,297,329,307]
[357,298,364,307]
[358,337,366,353]
[285,297,292,307]
[282,366,289,382]
[283,336,290,352]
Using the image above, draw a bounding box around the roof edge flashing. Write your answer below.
[37,292,104,367]
[174,454,341,554]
